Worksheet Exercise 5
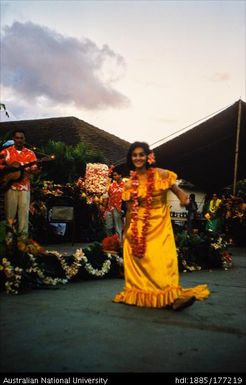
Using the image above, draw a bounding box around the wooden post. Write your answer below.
[232,99,242,195]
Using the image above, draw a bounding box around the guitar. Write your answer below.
[0,156,53,191]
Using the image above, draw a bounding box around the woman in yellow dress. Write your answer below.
[114,142,210,310]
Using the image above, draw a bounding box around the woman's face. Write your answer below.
[131,146,147,170]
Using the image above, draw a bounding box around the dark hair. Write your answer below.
[112,165,122,175]
[190,193,195,200]
[12,129,26,138]
[127,141,154,171]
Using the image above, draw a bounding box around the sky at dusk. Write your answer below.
[0,0,245,147]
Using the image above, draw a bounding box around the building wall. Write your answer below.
[167,182,206,216]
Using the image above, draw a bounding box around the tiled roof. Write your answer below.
[0,116,130,165]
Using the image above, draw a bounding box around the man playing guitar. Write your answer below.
[0,129,40,240]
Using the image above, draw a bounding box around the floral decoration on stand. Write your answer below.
[85,163,110,204]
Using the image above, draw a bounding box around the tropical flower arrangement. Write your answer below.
[175,229,233,271]
[85,163,110,204]
[38,178,105,206]
[175,231,202,272]
[177,254,202,272]
[210,236,227,250]
[42,180,64,196]
[209,234,232,270]
[221,250,233,270]
[102,234,121,252]
[203,194,245,246]
[221,195,245,222]
[17,238,45,255]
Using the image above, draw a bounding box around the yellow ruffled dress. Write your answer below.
[114,168,210,308]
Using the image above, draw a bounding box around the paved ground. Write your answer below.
[0,245,245,378]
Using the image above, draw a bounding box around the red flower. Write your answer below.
[102,234,121,252]
[147,151,156,165]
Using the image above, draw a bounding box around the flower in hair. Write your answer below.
[147,151,156,165]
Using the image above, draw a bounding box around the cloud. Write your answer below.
[208,72,231,82]
[157,117,177,123]
[1,21,129,110]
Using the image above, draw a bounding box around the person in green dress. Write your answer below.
[205,193,222,233]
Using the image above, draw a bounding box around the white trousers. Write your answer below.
[5,189,30,239]
[105,208,123,243]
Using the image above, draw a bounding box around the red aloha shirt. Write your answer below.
[0,146,37,191]
[107,180,125,212]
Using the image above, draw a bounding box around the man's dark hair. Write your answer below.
[112,165,122,175]
[12,129,26,138]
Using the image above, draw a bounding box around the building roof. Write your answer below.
[0,116,130,164]
[153,100,246,192]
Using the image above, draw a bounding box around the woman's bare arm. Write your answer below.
[171,184,189,206]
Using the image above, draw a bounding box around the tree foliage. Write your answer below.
[34,140,106,184]
[223,179,246,197]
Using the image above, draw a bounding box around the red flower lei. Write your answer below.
[130,168,155,258]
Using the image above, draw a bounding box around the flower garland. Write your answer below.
[47,248,84,279]
[130,168,155,258]
[26,253,68,286]
[80,247,123,277]
[1,248,124,294]
[107,252,123,266]
[1,258,23,294]
[209,198,221,214]
[82,252,111,277]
